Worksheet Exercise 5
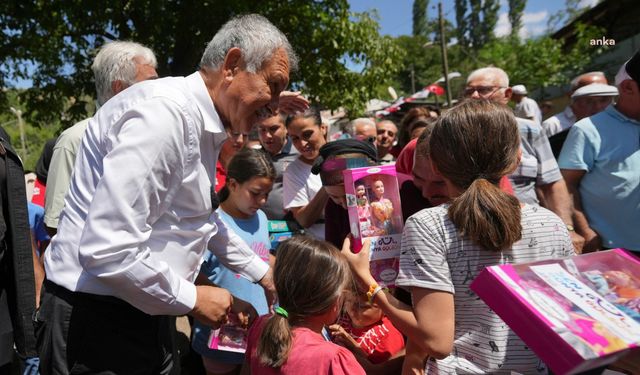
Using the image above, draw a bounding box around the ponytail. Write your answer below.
[255,235,351,368]
[448,178,522,251]
[426,99,523,252]
[256,314,293,367]
[218,185,230,203]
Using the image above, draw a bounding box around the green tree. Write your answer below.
[477,23,605,95]
[547,0,599,32]
[508,0,527,40]
[412,0,430,38]
[455,0,500,51]
[0,0,401,124]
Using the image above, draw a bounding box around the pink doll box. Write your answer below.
[470,249,640,375]
[343,164,404,287]
[207,314,248,353]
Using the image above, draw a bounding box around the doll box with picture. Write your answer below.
[343,164,404,287]
[470,249,640,375]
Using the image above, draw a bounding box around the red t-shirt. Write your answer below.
[246,315,366,375]
[31,177,46,207]
[215,160,226,192]
[339,316,405,364]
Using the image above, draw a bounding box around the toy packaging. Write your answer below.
[343,164,404,287]
[470,249,640,375]
[207,314,248,353]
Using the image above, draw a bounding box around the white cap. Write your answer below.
[511,85,527,95]
[571,83,619,98]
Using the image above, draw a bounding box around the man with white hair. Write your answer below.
[37,15,300,374]
[44,41,158,235]
[347,117,378,147]
[464,67,584,252]
[559,50,640,253]
[542,71,615,157]
[511,84,542,124]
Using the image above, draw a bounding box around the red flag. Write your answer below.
[427,84,445,96]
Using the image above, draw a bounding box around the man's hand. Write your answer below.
[582,228,602,253]
[189,285,233,329]
[278,91,309,115]
[569,231,585,254]
[258,267,277,310]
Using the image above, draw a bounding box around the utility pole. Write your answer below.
[410,64,416,93]
[438,2,452,107]
[9,107,27,159]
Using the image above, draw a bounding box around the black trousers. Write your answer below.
[35,280,177,375]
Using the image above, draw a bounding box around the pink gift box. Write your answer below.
[470,249,640,375]
[343,164,404,287]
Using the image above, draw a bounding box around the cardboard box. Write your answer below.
[343,164,404,287]
[470,249,640,375]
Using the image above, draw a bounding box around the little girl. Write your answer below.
[242,235,365,374]
[192,148,276,375]
[329,292,405,365]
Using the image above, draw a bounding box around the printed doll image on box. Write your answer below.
[369,179,395,235]
[355,184,371,231]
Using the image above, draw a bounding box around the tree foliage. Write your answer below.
[508,0,527,39]
[477,23,605,94]
[455,0,499,50]
[0,0,402,125]
[412,0,430,38]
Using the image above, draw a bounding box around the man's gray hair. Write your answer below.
[345,117,376,137]
[467,67,510,87]
[200,14,298,74]
[91,41,157,106]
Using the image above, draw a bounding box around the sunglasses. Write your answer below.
[463,85,506,98]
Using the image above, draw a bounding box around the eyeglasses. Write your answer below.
[463,85,507,98]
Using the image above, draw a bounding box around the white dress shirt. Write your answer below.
[44,72,269,316]
[542,106,576,138]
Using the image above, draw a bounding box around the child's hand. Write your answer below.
[328,324,360,352]
[341,235,376,290]
[230,297,258,328]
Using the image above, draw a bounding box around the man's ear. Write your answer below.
[111,80,125,96]
[504,87,513,101]
[222,47,242,83]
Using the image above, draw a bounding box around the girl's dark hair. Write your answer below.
[285,106,322,128]
[218,148,276,203]
[428,99,522,251]
[256,235,352,368]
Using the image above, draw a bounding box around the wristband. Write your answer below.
[366,283,385,304]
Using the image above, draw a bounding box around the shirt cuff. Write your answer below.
[241,256,269,283]
[174,278,198,315]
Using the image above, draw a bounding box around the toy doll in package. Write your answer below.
[343,164,403,287]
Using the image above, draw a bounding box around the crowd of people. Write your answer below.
[1,12,638,375]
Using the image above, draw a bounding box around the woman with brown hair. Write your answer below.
[343,100,574,373]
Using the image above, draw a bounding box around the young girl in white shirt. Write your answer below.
[192,148,276,375]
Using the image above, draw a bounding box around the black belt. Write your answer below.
[43,279,137,312]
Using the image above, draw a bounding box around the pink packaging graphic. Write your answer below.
[470,249,640,375]
[343,164,404,287]
[207,314,248,353]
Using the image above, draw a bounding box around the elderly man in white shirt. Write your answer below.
[511,84,542,124]
[37,14,303,375]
